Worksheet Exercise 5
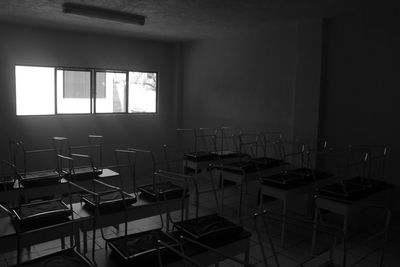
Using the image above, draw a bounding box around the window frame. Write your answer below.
[94,69,128,115]
[14,64,159,116]
[55,67,93,115]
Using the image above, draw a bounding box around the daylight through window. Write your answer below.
[15,65,158,115]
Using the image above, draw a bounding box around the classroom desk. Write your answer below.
[313,184,392,236]
[73,192,190,253]
[87,229,251,267]
[258,172,336,245]
[211,160,287,220]
[0,210,82,254]
[0,168,118,205]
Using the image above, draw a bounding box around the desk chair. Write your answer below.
[0,160,17,192]
[7,181,98,266]
[57,152,137,214]
[254,210,344,267]
[98,171,190,266]
[314,146,392,241]
[53,135,103,181]
[157,235,256,267]
[11,140,60,188]
[0,179,96,266]
[212,132,287,221]
[172,169,250,264]
[178,127,241,178]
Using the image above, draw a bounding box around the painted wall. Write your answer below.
[181,20,322,146]
[318,11,400,187]
[0,22,181,168]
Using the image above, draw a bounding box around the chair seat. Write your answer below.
[289,168,334,180]
[18,248,92,266]
[345,176,387,188]
[317,178,389,202]
[260,171,308,188]
[63,167,102,181]
[81,190,136,212]
[174,214,243,244]
[184,151,216,162]
[108,229,179,264]
[12,200,71,230]
[218,158,286,174]
[0,175,15,190]
[138,182,185,202]
[20,170,60,188]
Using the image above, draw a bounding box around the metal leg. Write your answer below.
[239,181,244,223]
[280,199,287,247]
[210,170,220,214]
[61,237,65,249]
[258,187,264,213]
[220,174,225,216]
[166,212,170,231]
[311,206,319,255]
[185,199,189,220]
[245,247,250,264]
[83,230,88,253]
[74,230,81,252]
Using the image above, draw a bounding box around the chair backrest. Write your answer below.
[254,210,345,267]
[153,170,192,230]
[258,131,284,160]
[176,127,218,154]
[347,145,387,180]
[114,149,137,193]
[0,159,17,192]
[215,126,242,153]
[127,148,157,189]
[345,146,370,179]
[11,140,57,176]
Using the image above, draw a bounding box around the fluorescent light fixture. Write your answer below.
[62,2,145,25]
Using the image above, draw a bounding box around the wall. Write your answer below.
[181,20,322,146]
[318,10,400,187]
[0,22,181,167]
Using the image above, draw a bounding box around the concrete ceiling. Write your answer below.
[0,0,370,41]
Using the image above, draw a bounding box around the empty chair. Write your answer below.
[316,145,390,203]
[58,152,136,214]
[156,235,256,267]
[254,210,345,267]
[53,135,103,181]
[3,181,98,266]
[314,146,392,240]
[133,148,189,204]
[211,132,287,221]
[0,159,16,191]
[98,171,191,266]
[12,140,61,188]
[172,168,251,263]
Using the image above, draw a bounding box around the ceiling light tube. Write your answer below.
[62,3,145,25]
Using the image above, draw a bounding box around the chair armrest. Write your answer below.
[0,203,11,216]
[71,153,91,159]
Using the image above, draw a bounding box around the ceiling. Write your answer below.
[0,0,367,41]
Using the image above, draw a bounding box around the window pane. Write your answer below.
[128,72,157,113]
[95,72,126,113]
[15,66,55,116]
[56,70,91,114]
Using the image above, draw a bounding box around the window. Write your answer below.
[128,72,157,113]
[15,66,55,116]
[95,71,127,113]
[15,65,158,116]
[56,69,91,114]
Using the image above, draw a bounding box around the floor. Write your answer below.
[1,175,399,266]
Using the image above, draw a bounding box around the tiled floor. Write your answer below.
[1,177,399,266]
